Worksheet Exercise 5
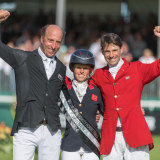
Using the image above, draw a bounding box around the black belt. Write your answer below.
[19,120,48,127]
[116,127,122,132]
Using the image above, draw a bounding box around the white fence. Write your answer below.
[0,70,15,93]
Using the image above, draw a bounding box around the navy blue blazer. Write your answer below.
[61,83,104,152]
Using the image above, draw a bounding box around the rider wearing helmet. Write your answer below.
[61,49,104,160]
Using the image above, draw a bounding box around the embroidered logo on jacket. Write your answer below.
[58,74,63,81]
[91,94,97,101]
[125,76,130,81]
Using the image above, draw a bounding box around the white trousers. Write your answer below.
[62,148,99,160]
[103,131,149,160]
[13,125,61,160]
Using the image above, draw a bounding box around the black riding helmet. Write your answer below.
[69,49,95,72]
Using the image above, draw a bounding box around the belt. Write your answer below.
[116,127,122,132]
[39,120,48,125]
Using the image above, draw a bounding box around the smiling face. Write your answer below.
[73,64,91,82]
[102,43,123,66]
[40,25,63,58]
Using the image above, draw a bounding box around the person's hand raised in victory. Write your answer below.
[153,26,160,38]
[0,9,10,23]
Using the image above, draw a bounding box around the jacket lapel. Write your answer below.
[32,49,47,79]
[115,59,130,81]
[68,87,80,103]
[82,86,94,103]
[103,65,114,82]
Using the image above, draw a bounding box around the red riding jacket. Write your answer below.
[90,59,156,155]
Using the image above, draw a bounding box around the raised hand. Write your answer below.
[13,102,17,111]
[96,110,100,122]
[153,26,160,38]
[0,9,10,23]
[141,108,145,115]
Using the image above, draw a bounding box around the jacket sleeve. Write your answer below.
[0,24,28,69]
[137,60,160,85]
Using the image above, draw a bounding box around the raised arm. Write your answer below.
[0,9,28,69]
[135,26,160,84]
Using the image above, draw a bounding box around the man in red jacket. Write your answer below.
[90,27,160,160]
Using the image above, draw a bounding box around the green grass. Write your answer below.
[150,135,160,160]
[0,135,159,160]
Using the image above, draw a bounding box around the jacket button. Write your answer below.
[113,83,116,86]
[46,93,48,96]
[79,104,82,107]
[116,108,119,110]
[114,95,118,98]
[44,106,46,108]
[80,112,82,114]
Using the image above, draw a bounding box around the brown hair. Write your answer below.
[40,24,66,41]
[101,33,122,51]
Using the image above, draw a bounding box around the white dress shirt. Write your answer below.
[38,47,57,80]
[109,58,124,127]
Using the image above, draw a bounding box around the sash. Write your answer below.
[60,84,100,158]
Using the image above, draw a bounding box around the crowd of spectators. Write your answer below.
[0,9,158,91]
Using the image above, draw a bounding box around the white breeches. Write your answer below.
[13,125,61,160]
[103,131,149,160]
[62,147,99,160]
